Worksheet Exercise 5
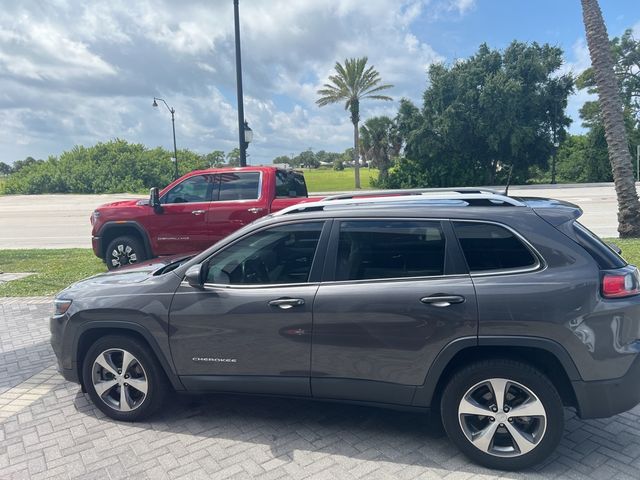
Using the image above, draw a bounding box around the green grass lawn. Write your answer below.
[0,249,106,297]
[0,238,638,297]
[302,168,379,192]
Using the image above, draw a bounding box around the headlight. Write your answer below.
[53,299,72,316]
[91,210,100,225]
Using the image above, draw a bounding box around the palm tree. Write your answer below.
[360,116,394,183]
[581,0,640,237]
[317,57,393,189]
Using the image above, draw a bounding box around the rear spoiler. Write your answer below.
[517,197,583,239]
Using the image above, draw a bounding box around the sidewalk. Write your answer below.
[1,298,640,479]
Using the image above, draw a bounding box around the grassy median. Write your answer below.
[0,238,639,297]
[303,168,379,192]
[0,249,106,297]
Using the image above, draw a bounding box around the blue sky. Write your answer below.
[0,0,638,166]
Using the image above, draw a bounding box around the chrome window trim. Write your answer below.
[196,218,326,289]
[159,173,215,205]
[451,219,546,277]
[213,171,263,203]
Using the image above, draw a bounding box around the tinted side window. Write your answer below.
[205,222,323,285]
[276,170,308,198]
[217,172,260,201]
[162,175,214,204]
[336,220,445,281]
[574,222,626,269]
[453,222,537,272]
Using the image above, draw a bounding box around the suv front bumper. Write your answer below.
[573,352,640,419]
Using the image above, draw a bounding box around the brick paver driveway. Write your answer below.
[2,298,640,479]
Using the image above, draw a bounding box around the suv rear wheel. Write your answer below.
[105,235,146,270]
[441,359,563,470]
[82,335,168,421]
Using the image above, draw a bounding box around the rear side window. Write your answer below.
[573,222,626,269]
[453,222,538,273]
[217,172,261,201]
[276,170,308,198]
[336,220,446,281]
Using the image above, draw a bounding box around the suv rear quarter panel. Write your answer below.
[473,213,640,381]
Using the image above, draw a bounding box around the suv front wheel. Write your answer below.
[441,359,563,470]
[82,335,168,421]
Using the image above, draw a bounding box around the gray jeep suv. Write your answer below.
[50,189,640,470]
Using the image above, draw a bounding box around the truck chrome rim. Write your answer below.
[458,378,546,457]
[110,244,138,268]
[91,349,148,412]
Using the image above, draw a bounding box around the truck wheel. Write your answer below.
[106,236,146,270]
[440,359,563,470]
[82,335,168,422]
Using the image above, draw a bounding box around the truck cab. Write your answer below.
[91,167,316,269]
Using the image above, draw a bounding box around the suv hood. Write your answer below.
[58,254,192,296]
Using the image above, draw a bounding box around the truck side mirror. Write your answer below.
[185,264,204,289]
[149,187,162,213]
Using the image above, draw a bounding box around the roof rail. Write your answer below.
[321,187,500,201]
[276,191,525,216]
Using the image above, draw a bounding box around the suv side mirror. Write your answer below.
[149,187,163,213]
[185,264,204,288]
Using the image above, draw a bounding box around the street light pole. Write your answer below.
[233,0,247,167]
[153,97,179,180]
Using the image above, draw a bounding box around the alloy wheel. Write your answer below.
[110,244,138,268]
[458,378,547,457]
[91,348,148,412]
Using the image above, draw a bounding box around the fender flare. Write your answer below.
[72,320,184,391]
[412,335,581,407]
[97,221,154,259]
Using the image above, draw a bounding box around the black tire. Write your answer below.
[105,235,147,270]
[82,335,168,422]
[440,359,563,471]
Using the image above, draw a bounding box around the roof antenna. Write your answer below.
[503,164,514,196]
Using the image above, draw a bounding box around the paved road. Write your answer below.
[1,298,640,479]
[0,184,626,250]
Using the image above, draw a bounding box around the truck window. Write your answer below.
[217,172,261,201]
[276,170,308,198]
[162,175,215,204]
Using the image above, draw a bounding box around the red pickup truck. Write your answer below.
[91,166,318,269]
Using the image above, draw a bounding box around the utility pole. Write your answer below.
[233,0,247,167]
[637,145,639,183]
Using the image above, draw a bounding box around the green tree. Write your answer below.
[205,150,225,168]
[581,0,640,237]
[316,57,393,188]
[226,148,241,167]
[272,155,293,166]
[386,42,573,188]
[12,157,43,172]
[295,149,320,169]
[0,162,11,175]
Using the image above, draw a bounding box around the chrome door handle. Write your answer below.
[248,207,264,214]
[268,298,305,309]
[191,210,205,215]
[420,295,465,307]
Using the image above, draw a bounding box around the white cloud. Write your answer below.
[0,0,445,165]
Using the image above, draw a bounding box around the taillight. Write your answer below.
[602,267,640,298]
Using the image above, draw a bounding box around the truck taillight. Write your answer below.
[602,267,640,298]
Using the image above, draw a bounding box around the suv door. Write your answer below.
[207,171,268,244]
[311,219,477,405]
[169,220,330,396]
[154,174,216,255]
